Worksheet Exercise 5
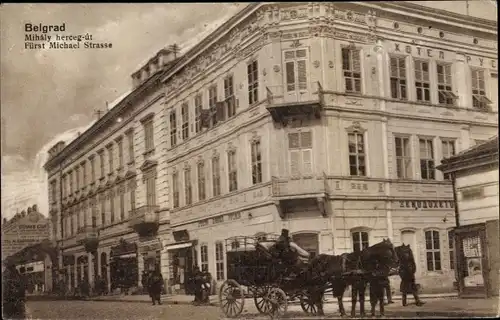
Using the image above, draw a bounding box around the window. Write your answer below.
[215,242,225,281]
[100,199,106,225]
[251,140,262,184]
[212,157,221,197]
[184,168,192,206]
[92,202,97,228]
[395,136,411,179]
[126,130,134,163]
[110,192,115,223]
[342,47,362,93]
[145,174,156,206]
[75,167,80,191]
[99,151,105,178]
[419,138,435,180]
[224,75,236,118]
[288,132,313,176]
[130,186,136,213]
[117,138,124,168]
[169,111,177,147]
[228,150,238,192]
[471,69,491,110]
[143,119,154,152]
[172,172,179,208]
[425,230,441,271]
[437,64,456,105]
[200,244,209,273]
[197,162,206,201]
[107,145,114,173]
[209,85,218,128]
[50,180,57,203]
[194,94,202,134]
[441,140,456,180]
[82,162,87,187]
[62,175,66,198]
[414,60,430,102]
[90,157,96,183]
[247,60,259,105]
[352,231,369,252]
[448,230,455,270]
[390,56,407,99]
[284,49,308,92]
[70,212,75,235]
[181,103,189,140]
[69,171,74,194]
[348,132,366,176]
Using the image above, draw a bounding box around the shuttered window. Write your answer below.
[348,133,366,176]
[181,103,189,140]
[247,60,259,105]
[209,85,218,127]
[172,172,179,208]
[441,140,455,180]
[197,162,206,201]
[184,167,192,206]
[437,64,456,105]
[471,69,491,110]
[419,138,435,180]
[194,94,203,134]
[228,151,238,192]
[251,140,262,184]
[224,75,236,118]
[212,157,221,197]
[146,174,156,206]
[342,48,362,93]
[284,49,308,92]
[288,132,312,176]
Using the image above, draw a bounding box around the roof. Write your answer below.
[437,136,499,173]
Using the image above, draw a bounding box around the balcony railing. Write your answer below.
[128,205,160,229]
[266,81,324,125]
[271,176,328,199]
[75,225,98,244]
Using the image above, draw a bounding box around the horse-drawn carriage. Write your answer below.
[218,230,402,319]
[218,232,330,318]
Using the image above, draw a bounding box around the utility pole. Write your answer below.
[169,44,180,58]
[94,109,104,120]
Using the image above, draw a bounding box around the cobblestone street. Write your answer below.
[25,296,498,319]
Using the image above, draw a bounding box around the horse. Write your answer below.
[307,238,399,317]
[395,244,424,307]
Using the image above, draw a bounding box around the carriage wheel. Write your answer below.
[219,279,245,318]
[267,287,288,319]
[300,295,319,315]
[254,286,273,314]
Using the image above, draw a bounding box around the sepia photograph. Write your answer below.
[1,1,498,319]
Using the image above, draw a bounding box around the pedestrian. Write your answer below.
[141,270,149,294]
[399,254,425,307]
[191,266,203,305]
[148,269,163,306]
[383,276,394,305]
[2,259,27,319]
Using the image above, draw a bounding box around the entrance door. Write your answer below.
[283,48,310,103]
[169,247,194,294]
[401,230,418,275]
[457,230,488,297]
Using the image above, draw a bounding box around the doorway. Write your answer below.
[456,227,488,298]
[168,247,195,294]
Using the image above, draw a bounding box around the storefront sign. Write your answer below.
[110,239,137,257]
[138,238,163,254]
[393,42,497,69]
[2,214,50,258]
[398,199,454,209]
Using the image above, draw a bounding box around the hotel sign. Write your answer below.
[393,43,497,69]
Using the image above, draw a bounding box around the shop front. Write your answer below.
[166,230,197,294]
[138,237,163,272]
[109,239,138,292]
[455,220,499,298]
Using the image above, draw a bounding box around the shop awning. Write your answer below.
[165,241,193,251]
[112,253,137,259]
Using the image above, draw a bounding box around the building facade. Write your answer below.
[44,49,178,293]
[44,2,498,294]
[160,2,497,293]
[437,137,499,298]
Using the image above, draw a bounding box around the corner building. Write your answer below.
[161,2,497,293]
[44,49,178,293]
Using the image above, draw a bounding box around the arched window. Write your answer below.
[425,230,441,271]
[351,230,369,252]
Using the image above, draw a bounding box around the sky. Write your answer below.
[0,3,245,167]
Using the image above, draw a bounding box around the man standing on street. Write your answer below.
[383,276,394,305]
[148,269,163,306]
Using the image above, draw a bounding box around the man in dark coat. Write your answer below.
[2,260,27,319]
[191,266,203,305]
[399,257,424,306]
[147,269,163,305]
[383,276,394,304]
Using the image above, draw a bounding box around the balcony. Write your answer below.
[128,205,160,237]
[271,176,329,218]
[266,81,325,126]
[75,225,99,253]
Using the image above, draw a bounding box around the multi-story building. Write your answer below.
[160,2,497,293]
[44,48,178,293]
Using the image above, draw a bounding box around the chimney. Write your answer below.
[32,204,38,212]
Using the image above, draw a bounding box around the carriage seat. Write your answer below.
[290,242,310,259]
